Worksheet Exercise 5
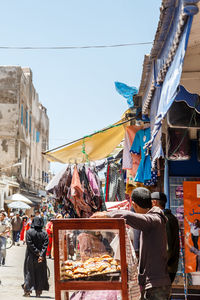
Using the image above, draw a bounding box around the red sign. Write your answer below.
[184,182,200,273]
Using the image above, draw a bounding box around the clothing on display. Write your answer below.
[105,163,125,202]
[122,125,143,178]
[130,127,152,183]
[52,164,104,218]
[123,131,133,170]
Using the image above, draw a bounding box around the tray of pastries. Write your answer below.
[60,254,121,281]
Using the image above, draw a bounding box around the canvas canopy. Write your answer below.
[43,113,131,164]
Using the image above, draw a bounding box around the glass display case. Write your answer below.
[52,218,128,300]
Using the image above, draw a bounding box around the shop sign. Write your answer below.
[184,182,200,274]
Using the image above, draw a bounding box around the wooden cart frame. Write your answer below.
[53,218,128,300]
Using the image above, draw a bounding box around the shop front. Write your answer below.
[137,0,200,298]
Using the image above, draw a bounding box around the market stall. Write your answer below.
[52,218,140,300]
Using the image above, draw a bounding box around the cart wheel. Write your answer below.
[47,266,50,279]
[6,237,13,249]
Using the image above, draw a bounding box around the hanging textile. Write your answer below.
[130,128,152,183]
[50,164,104,218]
[123,131,133,170]
[107,163,125,202]
[126,125,143,177]
[70,166,92,217]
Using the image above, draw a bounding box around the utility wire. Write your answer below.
[0,42,152,50]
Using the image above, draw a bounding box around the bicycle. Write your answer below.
[6,236,14,249]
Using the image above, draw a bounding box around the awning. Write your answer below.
[146,16,193,165]
[175,85,200,113]
[43,113,131,164]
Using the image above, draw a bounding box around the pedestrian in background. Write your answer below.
[22,216,49,297]
[11,212,22,246]
[0,211,11,266]
[51,214,62,259]
[46,218,53,259]
[151,192,180,284]
[20,215,28,245]
[26,214,34,231]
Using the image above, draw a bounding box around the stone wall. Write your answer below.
[0,66,49,190]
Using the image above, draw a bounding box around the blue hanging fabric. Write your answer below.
[115,82,138,108]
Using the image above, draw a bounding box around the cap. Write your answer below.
[132,187,152,209]
[151,192,167,203]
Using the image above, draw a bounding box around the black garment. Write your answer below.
[191,234,199,250]
[23,217,49,292]
[164,209,180,283]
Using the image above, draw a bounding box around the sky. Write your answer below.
[0,0,161,174]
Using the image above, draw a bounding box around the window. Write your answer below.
[36,131,40,143]
[21,104,23,124]
[26,111,28,130]
[29,115,32,134]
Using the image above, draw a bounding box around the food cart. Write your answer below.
[52,218,129,300]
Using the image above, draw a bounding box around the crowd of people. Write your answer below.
[0,188,182,299]
[0,208,63,297]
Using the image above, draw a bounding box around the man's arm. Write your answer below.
[109,210,154,232]
[91,210,154,232]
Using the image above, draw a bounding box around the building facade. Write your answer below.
[0,66,49,197]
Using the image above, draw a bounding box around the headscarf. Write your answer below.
[32,216,44,230]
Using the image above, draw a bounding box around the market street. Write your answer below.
[0,243,55,300]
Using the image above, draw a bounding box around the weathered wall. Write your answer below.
[0,66,49,190]
[0,67,21,167]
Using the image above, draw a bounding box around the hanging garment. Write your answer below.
[130,127,152,183]
[86,168,100,197]
[79,166,99,211]
[123,125,143,177]
[54,166,72,200]
[108,163,125,202]
[70,166,92,217]
[123,131,133,169]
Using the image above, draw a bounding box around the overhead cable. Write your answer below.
[0,42,152,50]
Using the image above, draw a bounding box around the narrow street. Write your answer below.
[0,243,55,300]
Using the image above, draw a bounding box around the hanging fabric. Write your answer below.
[107,163,125,202]
[70,165,92,217]
[130,127,152,183]
[122,125,143,178]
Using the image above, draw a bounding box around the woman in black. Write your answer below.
[22,216,49,297]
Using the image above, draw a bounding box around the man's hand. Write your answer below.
[90,211,109,219]
[38,256,43,263]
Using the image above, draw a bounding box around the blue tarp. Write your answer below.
[115,82,138,108]
[146,16,193,165]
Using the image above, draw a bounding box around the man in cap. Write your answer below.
[11,212,22,246]
[151,192,179,283]
[92,187,171,300]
